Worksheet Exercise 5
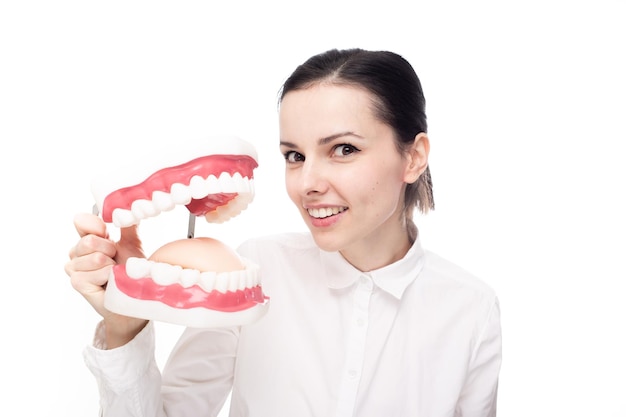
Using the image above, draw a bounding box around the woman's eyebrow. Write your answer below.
[318,131,362,145]
[280,132,364,149]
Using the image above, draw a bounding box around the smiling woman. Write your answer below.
[65,48,501,417]
[279,83,429,270]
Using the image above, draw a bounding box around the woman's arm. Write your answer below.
[455,298,502,417]
[83,322,239,417]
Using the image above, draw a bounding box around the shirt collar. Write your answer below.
[321,238,425,300]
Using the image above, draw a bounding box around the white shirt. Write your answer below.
[83,232,502,417]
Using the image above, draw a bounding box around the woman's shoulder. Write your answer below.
[420,248,497,299]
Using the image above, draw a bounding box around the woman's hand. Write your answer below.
[65,213,148,348]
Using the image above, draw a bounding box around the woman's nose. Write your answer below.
[300,159,328,195]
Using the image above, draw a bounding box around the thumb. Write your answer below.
[115,224,146,264]
[74,212,108,239]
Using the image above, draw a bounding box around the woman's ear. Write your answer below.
[404,132,430,184]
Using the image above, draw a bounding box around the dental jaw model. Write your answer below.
[91,136,269,328]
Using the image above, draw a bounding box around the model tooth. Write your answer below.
[239,179,250,194]
[206,201,232,223]
[244,271,251,288]
[234,195,250,212]
[215,273,229,293]
[152,191,175,212]
[230,194,243,208]
[204,211,218,222]
[221,203,239,222]
[246,270,254,288]
[238,273,247,291]
[243,269,252,288]
[232,172,244,192]
[247,178,255,194]
[199,271,217,292]
[112,209,137,227]
[151,262,182,286]
[131,199,158,219]
[202,190,253,224]
[242,260,260,286]
[228,273,239,292]
[170,183,192,205]
[179,268,200,288]
[189,175,210,199]
[219,203,235,219]
[206,175,220,193]
[218,172,236,192]
[125,257,151,278]
[234,195,247,209]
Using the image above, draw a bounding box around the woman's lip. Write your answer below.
[303,204,348,210]
[307,207,347,227]
[305,206,348,216]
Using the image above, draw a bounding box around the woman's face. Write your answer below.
[279,84,414,262]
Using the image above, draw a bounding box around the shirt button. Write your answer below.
[348,369,358,379]
[359,276,369,285]
[356,318,365,326]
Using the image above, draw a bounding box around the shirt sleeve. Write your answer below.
[161,326,240,417]
[83,321,166,417]
[82,321,239,417]
[455,297,503,417]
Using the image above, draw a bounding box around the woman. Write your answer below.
[66,48,502,416]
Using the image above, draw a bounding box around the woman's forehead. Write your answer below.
[279,85,377,132]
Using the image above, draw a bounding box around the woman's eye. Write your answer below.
[332,144,360,157]
[284,151,305,163]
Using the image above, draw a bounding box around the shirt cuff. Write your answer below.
[83,320,157,394]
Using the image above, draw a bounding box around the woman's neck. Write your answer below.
[340,229,413,272]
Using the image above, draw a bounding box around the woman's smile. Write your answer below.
[307,206,349,227]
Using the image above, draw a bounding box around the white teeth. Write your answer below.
[307,206,346,219]
[215,274,229,293]
[189,175,210,198]
[131,199,158,218]
[151,262,183,286]
[204,184,254,224]
[232,172,248,193]
[109,174,255,227]
[124,257,260,294]
[199,271,217,292]
[112,209,137,228]
[179,268,200,288]
[218,172,236,191]
[206,174,220,190]
[170,183,192,205]
[125,257,151,278]
[152,191,175,212]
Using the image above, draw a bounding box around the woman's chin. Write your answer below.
[308,231,345,253]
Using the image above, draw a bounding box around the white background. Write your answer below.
[1,1,625,416]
